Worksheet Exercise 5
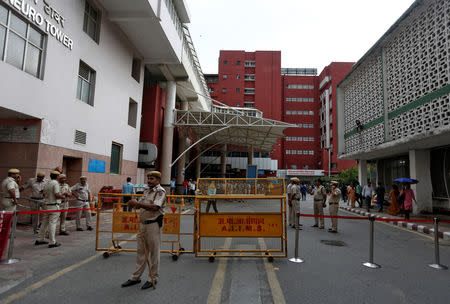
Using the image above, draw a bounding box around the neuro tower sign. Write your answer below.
[7,0,74,50]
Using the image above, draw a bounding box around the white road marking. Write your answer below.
[206,238,232,304]
[258,238,286,304]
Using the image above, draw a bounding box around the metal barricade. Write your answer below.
[195,178,287,262]
[95,193,195,260]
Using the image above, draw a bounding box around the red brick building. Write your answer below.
[205,50,356,174]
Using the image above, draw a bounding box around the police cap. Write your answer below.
[147,171,161,178]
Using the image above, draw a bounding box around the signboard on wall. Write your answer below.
[88,159,106,173]
[286,169,324,176]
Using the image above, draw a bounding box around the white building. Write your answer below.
[337,0,450,213]
[0,0,209,192]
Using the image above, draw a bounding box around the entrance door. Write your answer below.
[62,156,83,186]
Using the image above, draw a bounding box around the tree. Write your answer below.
[336,166,358,185]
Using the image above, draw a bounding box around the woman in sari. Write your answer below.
[348,184,356,208]
[387,184,401,215]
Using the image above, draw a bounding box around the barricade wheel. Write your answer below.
[103,252,110,259]
[268,257,274,263]
[172,255,179,261]
[209,256,215,263]
[180,247,185,254]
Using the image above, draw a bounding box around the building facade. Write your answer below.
[337,0,450,213]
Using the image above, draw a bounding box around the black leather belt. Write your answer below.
[46,203,59,206]
[31,197,43,200]
[329,202,339,205]
[78,199,89,202]
[142,219,159,225]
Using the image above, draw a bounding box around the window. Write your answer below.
[128,98,138,128]
[76,61,96,105]
[223,60,227,65]
[244,61,255,67]
[208,87,214,92]
[235,102,240,107]
[244,88,255,95]
[236,88,240,93]
[222,88,227,93]
[131,57,141,82]
[110,143,122,174]
[244,74,255,81]
[236,60,241,65]
[223,74,227,79]
[0,6,45,78]
[83,1,100,43]
[236,74,240,79]
[244,102,254,108]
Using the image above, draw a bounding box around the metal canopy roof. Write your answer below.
[171,109,294,167]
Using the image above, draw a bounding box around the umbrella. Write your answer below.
[394,178,419,184]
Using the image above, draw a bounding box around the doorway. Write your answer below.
[62,156,83,186]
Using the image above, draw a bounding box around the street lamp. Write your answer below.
[324,147,331,178]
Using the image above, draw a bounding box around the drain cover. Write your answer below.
[320,240,347,247]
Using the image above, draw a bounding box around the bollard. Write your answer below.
[0,211,20,265]
[428,218,448,270]
[289,212,304,263]
[362,215,380,269]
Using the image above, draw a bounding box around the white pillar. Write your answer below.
[409,149,433,214]
[176,101,189,189]
[220,144,227,178]
[248,146,254,166]
[358,159,367,186]
[160,80,176,187]
[195,150,201,180]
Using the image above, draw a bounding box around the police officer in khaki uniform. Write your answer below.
[328,181,341,233]
[289,178,301,228]
[310,179,327,229]
[122,171,166,290]
[58,174,71,235]
[1,169,21,211]
[22,172,47,232]
[71,176,93,231]
[35,171,65,248]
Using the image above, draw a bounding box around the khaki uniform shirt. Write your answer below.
[23,178,47,199]
[313,185,327,201]
[291,184,301,201]
[71,183,90,201]
[2,177,19,199]
[286,183,293,195]
[329,188,341,203]
[139,184,166,221]
[43,179,60,205]
[59,183,71,203]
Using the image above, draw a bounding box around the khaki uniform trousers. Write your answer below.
[313,200,325,227]
[59,201,69,232]
[37,205,59,245]
[289,200,300,226]
[76,201,92,229]
[1,198,16,211]
[329,204,339,231]
[131,222,161,281]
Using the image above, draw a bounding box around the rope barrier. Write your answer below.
[298,213,450,223]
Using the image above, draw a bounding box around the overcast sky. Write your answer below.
[187,0,416,74]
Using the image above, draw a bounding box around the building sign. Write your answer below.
[88,159,106,173]
[199,213,283,237]
[0,125,39,143]
[7,0,73,50]
[286,169,324,176]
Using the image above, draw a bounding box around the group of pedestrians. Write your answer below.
[1,168,93,249]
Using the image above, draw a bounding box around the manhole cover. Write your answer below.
[320,240,347,247]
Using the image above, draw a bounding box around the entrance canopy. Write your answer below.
[171,107,294,167]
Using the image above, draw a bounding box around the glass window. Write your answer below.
[128,98,138,128]
[28,27,43,48]
[236,88,240,93]
[223,60,227,65]
[223,74,227,79]
[236,74,240,79]
[222,88,226,93]
[6,31,25,69]
[110,143,122,174]
[236,60,241,65]
[0,26,5,59]
[0,5,8,25]
[10,13,26,37]
[131,57,141,82]
[77,61,96,106]
[24,43,41,77]
[83,1,100,42]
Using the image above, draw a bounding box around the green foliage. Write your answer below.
[336,166,359,185]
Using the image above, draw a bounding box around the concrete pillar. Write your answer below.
[160,80,176,187]
[195,150,201,180]
[358,159,368,186]
[409,149,433,214]
[176,101,189,191]
[248,146,254,166]
[220,144,227,178]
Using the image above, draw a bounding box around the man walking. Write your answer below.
[122,177,135,212]
[362,181,374,212]
[122,171,166,290]
[71,176,93,231]
[35,171,65,248]
[169,177,176,195]
[1,169,21,211]
[375,182,385,212]
[300,183,307,201]
[310,179,327,229]
[355,182,362,207]
[58,174,71,235]
[328,181,341,233]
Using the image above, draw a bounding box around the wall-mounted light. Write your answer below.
[356,120,364,132]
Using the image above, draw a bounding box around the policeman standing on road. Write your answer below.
[35,171,65,248]
[122,171,166,290]
[22,172,47,231]
[328,181,341,233]
[1,169,21,211]
[289,178,301,229]
[58,174,71,235]
[310,179,327,229]
[71,176,93,231]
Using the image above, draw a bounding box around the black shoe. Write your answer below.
[122,279,141,287]
[311,224,318,228]
[76,228,83,231]
[59,231,70,235]
[141,280,157,290]
[35,240,48,245]
[328,229,337,233]
[87,226,93,231]
[49,242,61,248]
